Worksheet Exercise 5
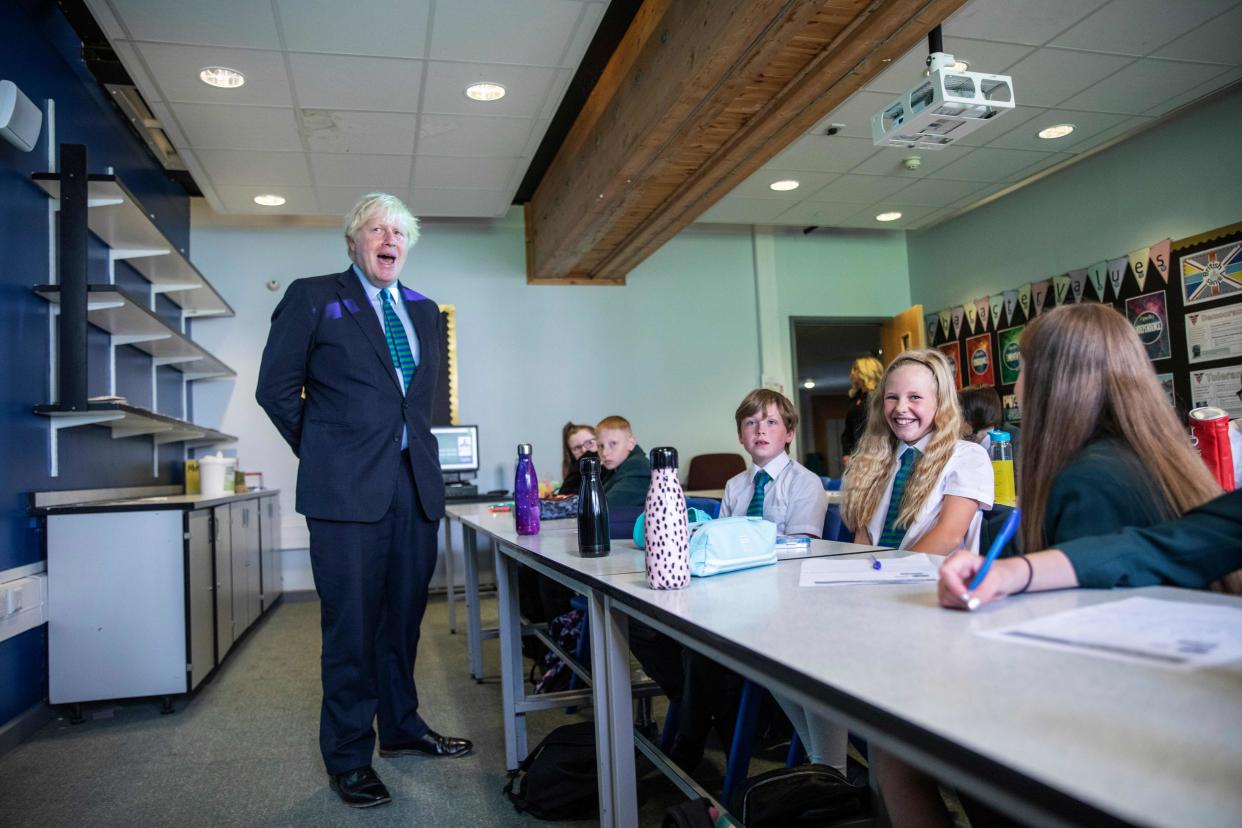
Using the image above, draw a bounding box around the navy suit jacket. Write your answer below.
[256,267,446,523]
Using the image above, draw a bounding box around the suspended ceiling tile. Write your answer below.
[943,0,1108,46]
[409,187,511,217]
[1002,48,1135,108]
[110,41,161,101]
[415,114,538,157]
[810,91,899,140]
[145,100,189,146]
[309,153,413,188]
[883,178,991,206]
[849,144,974,177]
[697,197,804,224]
[1152,4,1242,64]
[316,186,394,216]
[1142,66,1242,117]
[835,204,941,229]
[1059,57,1233,114]
[1049,0,1237,57]
[133,43,293,107]
[770,135,881,173]
[1000,151,1074,184]
[930,146,1053,181]
[274,0,432,58]
[171,102,304,151]
[562,1,609,67]
[429,0,585,66]
[806,175,917,204]
[413,155,524,190]
[1060,114,1156,153]
[287,53,423,112]
[729,170,840,200]
[300,110,418,154]
[953,105,1046,147]
[421,61,567,119]
[866,37,1035,94]
[215,184,319,213]
[194,149,312,187]
[987,109,1132,152]
[771,201,867,226]
[106,0,281,48]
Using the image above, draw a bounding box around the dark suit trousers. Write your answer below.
[307,451,437,774]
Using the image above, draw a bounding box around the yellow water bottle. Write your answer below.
[989,430,1016,507]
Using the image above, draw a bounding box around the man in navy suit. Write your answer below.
[257,193,471,808]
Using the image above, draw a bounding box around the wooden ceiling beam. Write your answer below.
[525,0,968,284]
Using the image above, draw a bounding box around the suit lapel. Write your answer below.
[337,269,402,393]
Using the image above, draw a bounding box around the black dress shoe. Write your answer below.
[379,729,473,758]
[329,766,391,808]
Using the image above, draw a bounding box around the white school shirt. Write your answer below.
[719,452,828,537]
[861,434,993,552]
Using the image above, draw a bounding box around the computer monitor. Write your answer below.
[430,425,479,474]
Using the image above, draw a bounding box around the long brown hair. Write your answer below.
[1016,304,1221,554]
[561,422,595,479]
[841,350,965,539]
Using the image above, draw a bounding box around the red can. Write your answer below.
[1189,406,1235,491]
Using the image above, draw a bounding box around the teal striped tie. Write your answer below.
[878,448,921,547]
[379,289,415,388]
[746,469,771,518]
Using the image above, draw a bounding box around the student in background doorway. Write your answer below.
[841,356,883,463]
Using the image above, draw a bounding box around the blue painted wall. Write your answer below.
[0,0,195,729]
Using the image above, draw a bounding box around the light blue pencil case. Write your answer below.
[688,516,777,577]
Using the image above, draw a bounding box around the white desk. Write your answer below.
[592,562,1242,827]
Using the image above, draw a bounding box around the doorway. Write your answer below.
[789,318,883,479]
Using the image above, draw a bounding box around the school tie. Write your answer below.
[379,288,415,389]
[746,469,772,518]
[878,447,921,547]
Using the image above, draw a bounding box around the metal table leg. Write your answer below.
[494,541,528,769]
[465,525,484,681]
[444,516,456,634]
[590,591,638,828]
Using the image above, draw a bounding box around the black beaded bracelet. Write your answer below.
[1015,554,1034,594]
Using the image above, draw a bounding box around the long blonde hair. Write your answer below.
[849,356,884,398]
[1017,304,1222,554]
[841,350,964,538]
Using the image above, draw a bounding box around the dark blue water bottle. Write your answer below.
[514,443,540,535]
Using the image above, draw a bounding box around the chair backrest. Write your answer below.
[684,497,721,519]
[686,453,747,490]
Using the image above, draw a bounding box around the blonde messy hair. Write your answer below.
[343,192,420,245]
[850,356,884,397]
[841,349,963,540]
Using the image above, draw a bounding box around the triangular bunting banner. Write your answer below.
[952,305,965,339]
[1128,247,1151,292]
[989,295,1004,327]
[1031,280,1050,315]
[1069,269,1087,303]
[976,297,991,332]
[938,309,952,338]
[1053,274,1071,305]
[1087,262,1107,301]
[963,301,978,333]
[1017,283,1032,319]
[926,315,939,344]
[1003,289,1018,321]
[1149,238,1171,283]
[1107,256,1128,298]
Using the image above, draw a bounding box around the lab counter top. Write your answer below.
[32,489,281,515]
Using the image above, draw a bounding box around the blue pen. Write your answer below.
[961,507,1022,611]
[869,554,882,570]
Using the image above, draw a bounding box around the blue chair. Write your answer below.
[684,496,721,518]
[821,479,854,543]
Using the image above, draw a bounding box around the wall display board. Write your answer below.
[937,341,963,389]
[926,220,1242,422]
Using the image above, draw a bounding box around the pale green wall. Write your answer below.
[907,85,1242,311]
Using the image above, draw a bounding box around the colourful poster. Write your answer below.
[989,295,1004,328]
[1053,274,1071,306]
[1185,304,1242,364]
[1149,238,1171,284]
[952,305,965,339]
[1155,372,1176,408]
[1002,393,1021,425]
[1087,261,1107,301]
[976,297,991,332]
[964,300,978,333]
[1129,247,1150,292]
[937,341,962,390]
[1031,280,1050,316]
[1069,269,1087,303]
[997,326,1024,385]
[965,333,995,387]
[1125,291,1171,361]
[1180,240,1242,306]
[1107,256,1129,298]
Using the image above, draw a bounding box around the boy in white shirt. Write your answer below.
[719,389,827,536]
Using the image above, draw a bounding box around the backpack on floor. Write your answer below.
[663,797,740,828]
[730,764,869,827]
[502,721,598,820]
[530,608,583,695]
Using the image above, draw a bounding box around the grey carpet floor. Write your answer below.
[0,594,746,827]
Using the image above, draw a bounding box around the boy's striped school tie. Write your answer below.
[746,469,772,518]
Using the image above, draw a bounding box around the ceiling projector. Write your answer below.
[871,52,1014,150]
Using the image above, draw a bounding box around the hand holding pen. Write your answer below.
[937,508,1021,611]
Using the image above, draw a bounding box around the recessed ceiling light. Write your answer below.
[465,82,506,102]
[1037,123,1075,140]
[253,194,286,207]
[769,179,800,192]
[802,379,815,389]
[876,211,902,222]
[199,66,245,89]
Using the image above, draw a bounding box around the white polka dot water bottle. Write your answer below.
[644,447,689,590]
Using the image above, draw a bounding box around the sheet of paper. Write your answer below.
[983,596,1242,670]
[798,554,938,586]
[1186,304,1242,364]
[1190,364,1242,419]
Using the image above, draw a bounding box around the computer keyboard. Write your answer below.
[444,484,478,499]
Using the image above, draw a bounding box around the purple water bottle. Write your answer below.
[514,443,540,536]
[644,447,689,590]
